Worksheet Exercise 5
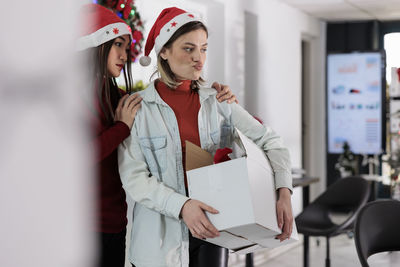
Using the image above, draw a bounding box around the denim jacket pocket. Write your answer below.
[139,135,167,176]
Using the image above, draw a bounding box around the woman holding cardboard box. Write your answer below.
[118,7,293,267]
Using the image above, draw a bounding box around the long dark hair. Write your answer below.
[89,38,133,125]
[153,21,208,91]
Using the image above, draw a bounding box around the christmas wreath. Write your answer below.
[96,0,144,62]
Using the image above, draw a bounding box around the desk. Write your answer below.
[293,176,320,208]
[245,176,320,267]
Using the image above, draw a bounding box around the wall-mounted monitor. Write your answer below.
[327,51,385,154]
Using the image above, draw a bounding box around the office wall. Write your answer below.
[213,0,327,201]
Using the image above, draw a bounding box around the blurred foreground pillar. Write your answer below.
[0,1,95,266]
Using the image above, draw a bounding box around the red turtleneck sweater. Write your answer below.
[156,80,201,187]
[90,88,129,233]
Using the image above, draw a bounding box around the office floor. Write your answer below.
[253,235,400,267]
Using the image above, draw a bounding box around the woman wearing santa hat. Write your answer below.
[118,6,294,267]
[77,4,237,267]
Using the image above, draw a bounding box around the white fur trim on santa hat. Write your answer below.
[154,12,202,55]
[76,22,132,51]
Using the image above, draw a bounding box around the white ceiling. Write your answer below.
[279,0,400,21]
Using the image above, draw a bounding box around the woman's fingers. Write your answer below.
[131,103,141,113]
[181,199,220,239]
[228,94,238,104]
[275,191,293,241]
[278,217,292,241]
[192,233,202,239]
[190,215,219,239]
[212,82,238,104]
[200,219,219,238]
[115,94,129,119]
[211,82,222,92]
[198,202,219,236]
[190,229,203,239]
[129,99,142,114]
[215,85,229,102]
[125,93,142,109]
[118,94,129,105]
[276,205,284,230]
[114,94,142,129]
[199,201,219,214]
[281,224,290,240]
[191,221,217,239]
[284,211,293,238]
[275,214,290,241]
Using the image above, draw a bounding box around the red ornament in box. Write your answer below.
[214,148,233,164]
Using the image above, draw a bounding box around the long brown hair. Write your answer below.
[152,21,208,91]
[89,38,133,125]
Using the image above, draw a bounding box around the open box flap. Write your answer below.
[205,231,255,250]
[185,140,213,171]
[231,244,264,255]
[236,129,273,173]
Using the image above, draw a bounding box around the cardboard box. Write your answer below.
[186,129,298,253]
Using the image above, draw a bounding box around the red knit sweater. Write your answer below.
[156,80,201,187]
[91,89,129,233]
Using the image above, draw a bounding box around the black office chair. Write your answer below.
[354,199,400,267]
[295,176,370,267]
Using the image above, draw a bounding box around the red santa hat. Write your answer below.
[77,3,132,51]
[139,7,202,66]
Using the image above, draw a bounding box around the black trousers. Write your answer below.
[98,229,126,267]
[189,233,228,267]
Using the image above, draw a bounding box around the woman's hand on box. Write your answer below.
[275,187,293,241]
[180,199,220,239]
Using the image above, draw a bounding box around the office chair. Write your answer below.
[295,176,370,267]
[354,199,400,267]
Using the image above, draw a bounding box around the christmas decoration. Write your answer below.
[335,141,357,177]
[96,0,145,62]
[382,149,400,200]
[132,80,148,91]
[214,148,232,164]
[118,80,148,92]
[383,149,400,181]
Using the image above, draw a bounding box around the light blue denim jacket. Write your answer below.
[118,81,292,267]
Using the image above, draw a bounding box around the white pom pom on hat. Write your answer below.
[139,56,151,66]
[139,7,202,67]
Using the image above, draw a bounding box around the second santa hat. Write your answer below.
[77,4,132,51]
[139,7,202,66]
